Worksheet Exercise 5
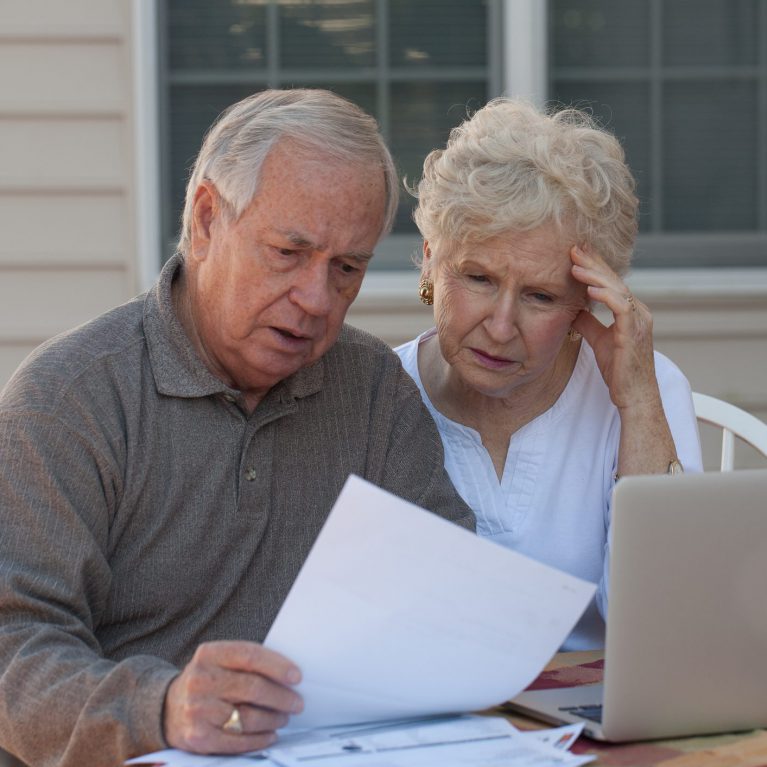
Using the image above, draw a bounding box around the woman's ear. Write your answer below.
[421,241,433,274]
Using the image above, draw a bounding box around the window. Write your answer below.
[158,0,767,272]
[549,0,767,267]
[159,0,503,269]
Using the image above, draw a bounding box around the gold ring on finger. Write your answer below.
[222,706,243,734]
[625,293,637,311]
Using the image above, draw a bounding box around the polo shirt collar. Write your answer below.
[143,253,324,403]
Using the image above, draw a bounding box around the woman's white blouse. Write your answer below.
[395,328,703,650]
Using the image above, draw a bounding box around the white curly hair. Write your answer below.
[412,98,638,275]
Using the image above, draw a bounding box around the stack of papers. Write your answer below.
[128,715,595,766]
[128,476,596,766]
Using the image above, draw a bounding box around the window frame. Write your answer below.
[133,0,163,291]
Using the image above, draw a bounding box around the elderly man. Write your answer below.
[0,89,473,767]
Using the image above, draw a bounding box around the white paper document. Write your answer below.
[264,475,595,728]
[520,722,587,751]
[127,716,595,767]
[268,715,595,767]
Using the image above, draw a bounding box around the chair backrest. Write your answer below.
[692,392,767,471]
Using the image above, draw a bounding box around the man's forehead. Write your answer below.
[234,140,386,255]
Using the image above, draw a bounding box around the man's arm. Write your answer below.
[0,410,305,766]
[365,360,475,531]
[0,410,179,766]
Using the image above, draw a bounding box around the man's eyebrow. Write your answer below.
[282,231,374,263]
[345,250,375,263]
[284,231,314,248]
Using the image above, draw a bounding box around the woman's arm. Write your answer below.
[570,245,689,477]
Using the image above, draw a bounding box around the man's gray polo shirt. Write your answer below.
[0,254,473,767]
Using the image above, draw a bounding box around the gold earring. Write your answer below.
[567,328,582,342]
[418,277,434,305]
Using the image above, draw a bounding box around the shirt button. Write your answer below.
[223,393,236,403]
[245,468,257,481]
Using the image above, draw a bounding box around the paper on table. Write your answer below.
[520,722,586,751]
[268,715,516,765]
[127,718,595,767]
[268,715,595,767]
[265,475,595,729]
[125,751,278,766]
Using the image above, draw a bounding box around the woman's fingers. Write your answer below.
[570,245,647,326]
[585,285,647,321]
[568,246,658,409]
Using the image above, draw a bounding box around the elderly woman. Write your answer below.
[396,99,703,650]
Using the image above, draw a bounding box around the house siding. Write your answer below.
[0,0,137,384]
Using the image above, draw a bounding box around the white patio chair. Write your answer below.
[692,392,767,471]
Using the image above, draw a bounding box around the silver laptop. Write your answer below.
[506,469,767,742]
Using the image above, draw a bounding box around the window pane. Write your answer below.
[551,82,653,230]
[550,0,767,267]
[284,81,377,118]
[390,82,489,233]
[663,0,758,66]
[280,1,375,68]
[551,0,649,68]
[168,0,268,70]
[663,81,758,231]
[168,85,263,234]
[389,0,487,67]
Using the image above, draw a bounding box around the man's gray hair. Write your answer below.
[178,89,398,255]
[413,98,638,276]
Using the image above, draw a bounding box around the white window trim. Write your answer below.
[504,0,548,106]
[134,0,767,300]
[133,0,162,292]
[354,266,767,304]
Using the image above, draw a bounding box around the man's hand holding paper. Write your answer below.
[129,476,595,765]
[163,641,303,754]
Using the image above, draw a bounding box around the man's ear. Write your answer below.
[189,180,220,262]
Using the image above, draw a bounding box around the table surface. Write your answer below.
[496,651,767,767]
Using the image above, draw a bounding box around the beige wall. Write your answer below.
[0,0,138,384]
[648,293,767,470]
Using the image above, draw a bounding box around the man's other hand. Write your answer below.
[163,640,303,754]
